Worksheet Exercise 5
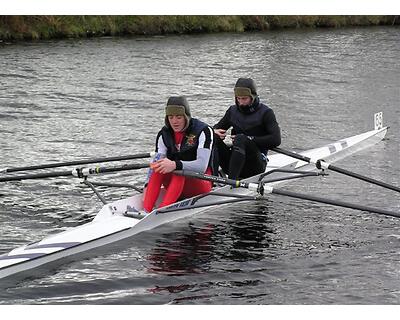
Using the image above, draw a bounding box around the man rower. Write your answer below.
[142,96,216,213]
[213,78,281,180]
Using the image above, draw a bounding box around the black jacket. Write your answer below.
[214,100,281,154]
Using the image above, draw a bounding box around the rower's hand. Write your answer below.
[214,128,227,140]
[151,158,176,174]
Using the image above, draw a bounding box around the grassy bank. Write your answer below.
[0,15,399,41]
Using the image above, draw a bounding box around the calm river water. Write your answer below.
[0,26,399,304]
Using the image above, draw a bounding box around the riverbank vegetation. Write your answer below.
[0,15,399,41]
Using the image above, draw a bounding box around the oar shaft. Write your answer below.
[328,164,400,193]
[271,188,400,219]
[1,152,153,174]
[93,163,149,174]
[176,170,400,219]
[272,147,400,193]
[0,163,150,182]
[0,170,73,182]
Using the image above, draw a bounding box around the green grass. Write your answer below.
[0,16,398,41]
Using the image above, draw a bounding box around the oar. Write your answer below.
[0,152,155,174]
[0,163,150,182]
[271,147,400,193]
[175,170,400,219]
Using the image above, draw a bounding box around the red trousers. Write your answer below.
[143,168,212,212]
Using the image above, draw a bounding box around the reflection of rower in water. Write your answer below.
[142,96,216,213]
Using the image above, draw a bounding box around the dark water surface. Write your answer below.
[0,27,399,304]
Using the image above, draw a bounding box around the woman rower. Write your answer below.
[142,96,215,213]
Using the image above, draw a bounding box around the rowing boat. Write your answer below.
[0,112,396,284]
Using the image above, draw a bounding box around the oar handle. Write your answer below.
[271,147,311,163]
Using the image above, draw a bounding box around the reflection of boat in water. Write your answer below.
[147,208,275,298]
[148,223,215,275]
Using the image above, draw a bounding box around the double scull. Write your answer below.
[0,112,398,284]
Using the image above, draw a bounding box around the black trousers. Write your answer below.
[215,134,267,180]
